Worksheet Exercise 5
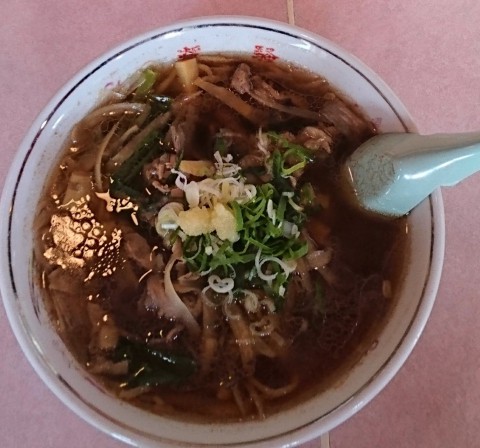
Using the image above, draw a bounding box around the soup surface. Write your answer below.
[35,54,407,421]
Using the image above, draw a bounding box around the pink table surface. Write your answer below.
[2,1,480,447]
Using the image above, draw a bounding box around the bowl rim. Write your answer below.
[0,15,445,448]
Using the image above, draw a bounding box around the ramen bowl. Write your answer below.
[0,16,444,447]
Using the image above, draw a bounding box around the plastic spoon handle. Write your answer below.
[345,131,480,217]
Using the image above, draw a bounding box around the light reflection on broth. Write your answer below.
[44,195,123,280]
[34,54,407,421]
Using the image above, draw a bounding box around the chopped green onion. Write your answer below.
[135,69,157,96]
[267,132,314,177]
[299,182,315,208]
[231,201,244,231]
[175,133,317,310]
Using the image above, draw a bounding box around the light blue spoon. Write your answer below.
[344,131,480,217]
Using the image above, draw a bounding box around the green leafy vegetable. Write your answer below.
[147,94,172,118]
[112,338,197,389]
[110,131,164,199]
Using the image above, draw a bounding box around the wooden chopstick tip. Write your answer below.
[287,0,295,25]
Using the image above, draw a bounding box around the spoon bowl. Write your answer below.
[345,131,480,217]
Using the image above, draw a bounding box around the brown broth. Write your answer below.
[35,54,408,422]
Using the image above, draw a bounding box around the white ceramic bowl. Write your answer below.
[0,16,444,447]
